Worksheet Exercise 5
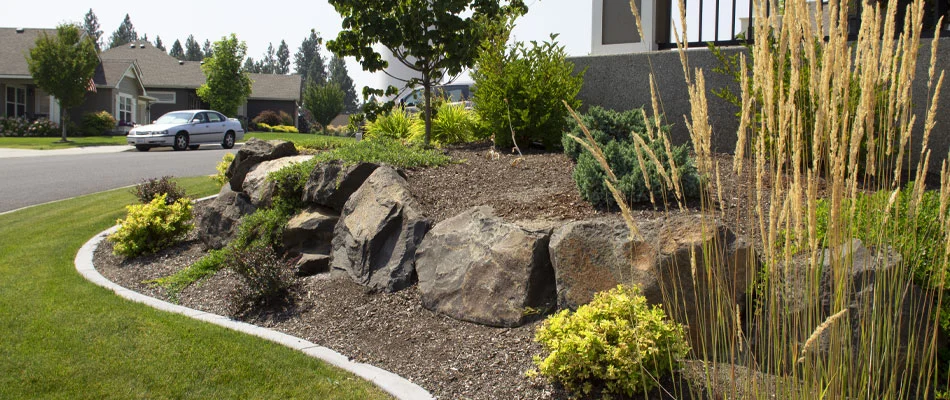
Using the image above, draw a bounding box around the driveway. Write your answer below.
[0,145,237,213]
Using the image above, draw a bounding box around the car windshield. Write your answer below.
[154,112,195,124]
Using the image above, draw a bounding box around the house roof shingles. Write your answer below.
[93,60,136,88]
[0,28,56,77]
[100,41,301,102]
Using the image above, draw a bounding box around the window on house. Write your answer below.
[150,91,176,104]
[6,86,26,117]
[118,95,133,123]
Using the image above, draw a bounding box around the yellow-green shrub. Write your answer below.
[531,285,689,397]
[408,103,478,145]
[271,125,299,133]
[212,152,235,186]
[108,194,194,257]
[363,107,423,141]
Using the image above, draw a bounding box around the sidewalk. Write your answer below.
[0,145,135,158]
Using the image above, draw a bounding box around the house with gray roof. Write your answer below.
[100,40,302,127]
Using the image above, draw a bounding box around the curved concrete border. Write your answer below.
[74,214,433,400]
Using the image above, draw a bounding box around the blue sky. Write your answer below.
[1,0,592,92]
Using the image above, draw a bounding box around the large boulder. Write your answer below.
[415,207,557,328]
[549,215,757,349]
[302,161,379,211]
[282,206,338,256]
[195,185,257,250]
[242,155,314,207]
[226,138,298,192]
[330,167,429,292]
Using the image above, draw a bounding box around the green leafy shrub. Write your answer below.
[363,107,423,141]
[0,116,30,137]
[531,285,689,397]
[267,161,314,210]
[231,204,295,253]
[108,194,194,257]
[567,107,700,207]
[133,176,186,205]
[80,111,117,136]
[212,153,235,186]
[408,103,477,146]
[472,17,585,149]
[312,137,452,169]
[224,244,294,316]
[347,112,365,134]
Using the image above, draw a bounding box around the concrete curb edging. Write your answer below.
[74,219,434,400]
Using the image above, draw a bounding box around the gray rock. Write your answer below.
[330,167,429,292]
[196,185,257,250]
[283,206,338,256]
[226,138,298,192]
[242,155,314,207]
[302,161,379,211]
[295,254,331,277]
[415,207,557,328]
[549,215,756,349]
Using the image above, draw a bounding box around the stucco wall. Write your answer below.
[570,37,950,173]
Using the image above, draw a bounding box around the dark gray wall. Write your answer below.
[148,88,205,118]
[570,37,950,173]
[70,89,114,124]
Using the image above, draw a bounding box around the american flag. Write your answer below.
[86,78,97,93]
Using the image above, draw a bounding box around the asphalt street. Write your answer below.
[0,145,236,213]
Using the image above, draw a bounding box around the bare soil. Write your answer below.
[94,145,759,400]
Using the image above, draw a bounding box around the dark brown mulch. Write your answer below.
[93,146,765,400]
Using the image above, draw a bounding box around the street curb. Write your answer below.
[74,201,434,400]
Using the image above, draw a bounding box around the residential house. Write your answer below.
[100,41,302,127]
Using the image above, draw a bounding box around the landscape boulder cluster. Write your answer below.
[196,138,758,334]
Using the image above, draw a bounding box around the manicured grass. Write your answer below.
[247,132,356,151]
[0,177,391,399]
[0,135,128,149]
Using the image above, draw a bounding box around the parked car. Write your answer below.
[126,109,245,152]
[396,83,473,112]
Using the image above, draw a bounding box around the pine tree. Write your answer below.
[202,39,213,58]
[169,39,184,59]
[184,35,202,61]
[243,57,260,73]
[154,36,166,52]
[328,55,358,112]
[260,43,276,74]
[108,14,137,49]
[276,40,291,74]
[82,8,103,52]
[294,29,327,85]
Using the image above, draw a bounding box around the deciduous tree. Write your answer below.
[327,0,525,145]
[197,34,253,117]
[304,83,345,134]
[27,24,99,141]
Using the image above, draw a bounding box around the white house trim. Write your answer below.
[592,0,657,55]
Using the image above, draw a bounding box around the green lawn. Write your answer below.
[0,135,128,149]
[0,177,390,399]
[247,132,356,151]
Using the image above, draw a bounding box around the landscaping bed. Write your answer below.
[92,144,763,399]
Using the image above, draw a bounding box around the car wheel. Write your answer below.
[134,145,151,152]
[173,132,189,151]
[222,131,235,149]
[189,145,200,150]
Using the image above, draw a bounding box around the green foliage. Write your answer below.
[327,0,526,145]
[363,108,424,142]
[107,14,137,49]
[27,23,100,141]
[409,103,478,146]
[224,244,294,316]
[472,13,584,150]
[107,194,193,258]
[313,137,452,169]
[212,153,236,186]
[294,29,328,85]
[262,124,299,133]
[567,107,701,207]
[151,248,227,298]
[267,160,315,210]
[197,34,253,117]
[133,176,186,205]
[304,82,345,134]
[532,285,689,397]
[328,55,359,112]
[80,111,117,136]
[347,113,365,134]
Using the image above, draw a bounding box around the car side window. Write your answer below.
[208,113,223,123]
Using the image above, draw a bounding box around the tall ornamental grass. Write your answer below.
[568,0,948,397]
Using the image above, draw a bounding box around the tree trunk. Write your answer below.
[59,102,68,142]
[422,70,432,146]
